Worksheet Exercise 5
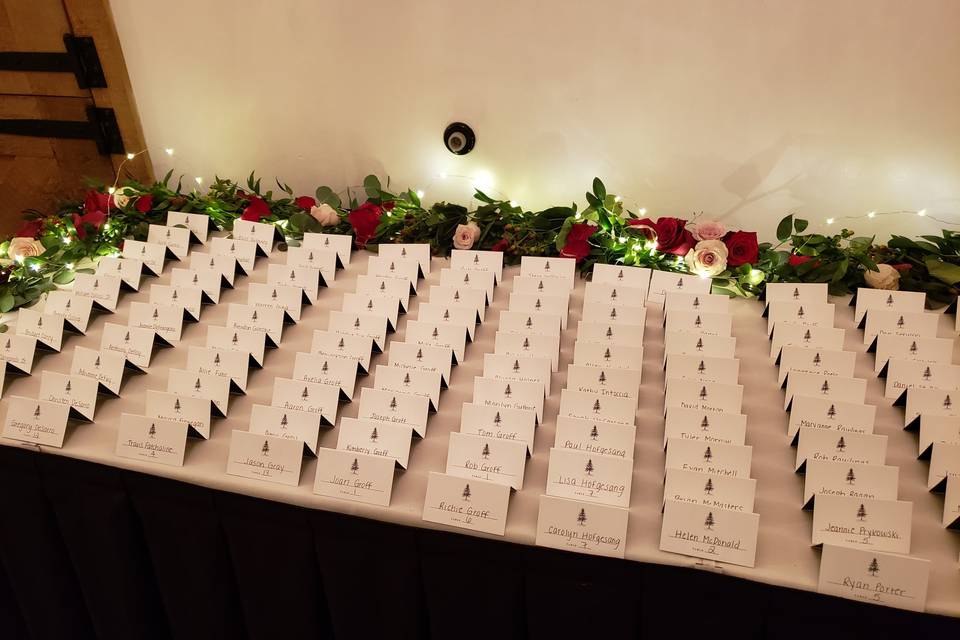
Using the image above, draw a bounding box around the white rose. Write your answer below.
[684,239,728,277]
[310,204,340,227]
[453,222,481,250]
[8,237,45,262]
[112,186,137,209]
[864,264,900,290]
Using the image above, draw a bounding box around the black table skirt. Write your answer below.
[0,446,957,640]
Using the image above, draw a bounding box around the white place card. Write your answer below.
[498,310,562,337]
[427,285,484,322]
[44,291,92,334]
[918,415,960,459]
[795,427,888,473]
[150,284,202,322]
[3,396,70,447]
[147,223,190,260]
[302,232,351,267]
[271,377,338,426]
[591,263,651,292]
[554,415,635,459]
[96,255,142,290]
[422,472,510,536]
[226,430,303,487]
[73,272,121,312]
[665,310,732,337]
[365,256,419,293]
[451,249,503,283]
[770,324,845,361]
[874,335,953,376]
[122,240,166,276]
[357,387,430,439]
[885,360,960,401]
[417,302,476,341]
[379,243,431,276]
[778,346,856,387]
[207,325,266,368]
[928,441,960,491]
[572,341,643,373]
[374,364,441,412]
[232,219,278,255]
[512,275,574,299]
[763,282,827,306]
[660,500,759,568]
[767,301,835,337]
[648,271,711,306]
[474,377,544,424]
[583,282,646,309]
[171,267,221,304]
[545,447,632,508]
[665,437,753,479]
[249,282,303,323]
[328,310,388,353]
[167,368,230,417]
[566,364,640,403]
[520,256,576,290]
[336,417,412,469]
[812,494,912,554]
[100,322,154,369]
[901,387,960,431]
[391,341,453,387]
[406,320,466,364]
[494,332,560,372]
[285,246,336,286]
[249,404,320,456]
[210,236,258,275]
[115,414,188,467]
[38,371,97,421]
[446,431,528,490]
[788,395,876,443]
[576,321,644,347]
[128,301,184,344]
[854,288,926,325]
[664,379,744,415]
[664,291,731,317]
[817,544,929,612]
[167,210,213,243]
[342,291,400,332]
[146,390,211,439]
[581,302,646,327]
[663,331,736,365]
[439,268,495,305]
[784,372,867,411]
[664,468,756,513]
[803,459,899,510]
[312,329,372,375]
[356,274,410,313]
[227,303,283,348]
[313,448,395,507]
[16,307,63,352]
[0,334,36,375]
[70,345,126,395]
[293,352,357,401]
[863,309,938,347]
[535,495,629,559]
[663,407,747,448]
[459,403,536,455]
[665,354,739,384]
[483,352,551,397]
[944,477,960,528]
[187,345,248,392]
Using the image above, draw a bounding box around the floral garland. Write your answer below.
[1,172,957,318]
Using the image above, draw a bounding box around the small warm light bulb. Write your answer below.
[112,251,121,258]
[614,196,622,203]
[103,223,111,231]
[638,208,647,216]
[165,148,174,156]
[645,241,657,250]
[107,186,116,194]
[415,190,424,199]
[826,218,835,225]
[618,236,627,244]
[30,263,40,272]
[14,255,24,264]
[632,243,642,251]
[509,200,518,207]
[195,176,203,185]
[126,152,135,160]
[62,236,71,245]
[574,212,582,220]
[65,263,74,270]
[867,211,876,218]
[918,209,927,217]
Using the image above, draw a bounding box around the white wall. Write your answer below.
[108,0,960,241]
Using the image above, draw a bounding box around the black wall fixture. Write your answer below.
[443,122,475,155]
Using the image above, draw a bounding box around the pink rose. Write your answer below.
[8,237,45,262]
[310,204,340,226]
[690,220,726,241]
[453,222,481,250]
[684,239,728,277]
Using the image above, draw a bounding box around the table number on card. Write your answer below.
[660,500,760,568]
[336,417,413,469]
[535,495,629,559]
[115,415,188,467]
[545,447,633,508]
[3,396,71,447]
[44,291,92,334]
[226,431,303,487]
[422,472,511,536]
[147,223,190,260]
[459,403,536,455]
[811,494,912,554]
[313,448,395,507]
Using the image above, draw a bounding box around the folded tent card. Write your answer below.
[427,284,485,323]
[285,246,336,287]
[150,283,203,323]
[44,290,93,334]
[450,249,504,284]
[122,240,167,276]
[232,219,281,256]
[301,232,352,269]
[16,307,64,352]
[189,251,238,288]
[96,255,142,291]
[147,223,191,260]
[311,329,373,376]
[210,237,258,276]
[166,211,214,244]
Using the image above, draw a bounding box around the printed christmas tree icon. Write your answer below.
[590,425,599,440]
[124,331,130,342]
[252,310,258,320]
[603,348,611,361]
[701,416,710,431]
[522,338,530,350]
[301,387,309,400]
[389,397,398,411]
[694,315,702,327]
[232,333,239,344]
[380,282,386,291]
[803,329,811,342]
[793,287,800,299]
[33,405,40,419]
[577,508,588,526]
[356,319,362,329]
[605,327,613,339]
[585,459,594,475]
[703,446,713,462]
[462,484,471,501]
[194,274,200,284]
[473,254,480,264]
[923,366,932,381]
[897,315,905,328]
[65,380,71,393]
[857,504,867,521]
[617,269,624,280]
[504,384,512,398]
[95,356,101,367]
[525,316,533,328]
[693,296,700,308]
[280,414,289,429]
[214,353,221,366]
[431,327,439,338]
[174,399,181,413]
[401,248,407,257]
[443,309,450,320]
[610,288,618,301]
[290,270,296,280]
[321,361,329,374]
[338,338,346,349]
[370,427,379,442]
[194,378,202,391]
[94,279,99,288]
[704,512,715,530]
[697,361,706,375]
[696,338,704,351]
[704,478,714,495]
[463,273,470,283]
[351,459,359,474]
[66,299,71,309]
[37,317,42,328]
[209,257,216,267]
[403,373,411,386]
[389,261,395,271]
[537,280,544,291]
[609,308,617,319]
[836,436,846,452]
[593,399,601,413]
[416,348,423,360]
[813,352,821,366]
[676,278,683,289]
[868,558,879,576]
[367,300,374,310]
[827,404,836,419]
[535,299,542,310]
[148,424,156,438]
[944,395,953,410]
[482,443,490,459]
[598,370,607,385]
[493,412,502,426]
[544,261,551,271]
[699,386,708,400]
[910,341,918,354]
[846,468,856,484]
[262,440,270,456]
[886,294,894,306]
[821,380,830,394]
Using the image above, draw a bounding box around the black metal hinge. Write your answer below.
[0,34,107,88]
[0,107,124,155]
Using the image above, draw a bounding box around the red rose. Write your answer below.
[629,217,694,255]
[135,195,154,213]
[295,196,316,211]
[83,190,111,215]
[71,209,108,240]
[723,230,758,267]
[348,201,384,248]
[240,196,271,222]
[383,201,395,212]
[491,238,509,252]
[891,263,912,271]
[788,254,811,266]
[16,219,43,239]
[559,222,597,262]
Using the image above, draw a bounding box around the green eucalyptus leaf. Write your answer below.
[776,215,793,242]
[0,294,14,313]
[924,257,960,286]
[592,177,606,201]
[53,270,75,285]
[794,218,809,233]
[363,175,382,199]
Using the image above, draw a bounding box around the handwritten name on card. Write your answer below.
[459,403,536,455]
[863,309,938,347]
[508,292,569,329]
[439,268,495,304]
[778,346,856,387]
[788,395,876,443]
[591,263,651,292]
[885,360,960,401]
[803,459,899,510]
[356,274,410,313]
[767,300,835,336]
[572,341,643,373]
[100,322,154,368]
[301,232,351,267]
[16,307,63,351]
[450,249,504,283]
[497,310,562,337]
[648,271,711,306]
[336,417,412,469]
[520,256,576,290]
[342,291,400,332]
[249,404,320,456]
[405,320,466,364]
[73,272,121,312]
[232,219,278,255]
[145,390,211,440]
[328,310,388,353]
[475,377,545,424]
[817,544,929,612]
[150,283,202,322]
[187,345,249,392]
[660,499,759,568]
[227,303,284,347]
[391,341,453,387]
[0,334,36,374]
[764,282,827,306]
[446,431,528,490]
[357,387,430,439]
[576,320,644,347]
[512,275,574,299]
[874,335,953,375]
[115,414,187,467]
[207,325,266,368]
[427,284,484,322]
[312,329,373,374]
[484,353,552,396]
[128,301,184,343]
[210,237,257,275]
[293,352,357,401]
[535,495,628,559]
[664,378,744,415]
[665,310,732,337]
[663,331,736,365]
[248,282,303,323]
[665,437,753,479]
[171,266,221,304]
[313,448,395,506]
[286,246,336,286]
[545,447,632,508]
[2,396,70,447]
[812,494,912,554]
[70,345,125,395]
[96,255,142,290]
[796,427,888,473]
[38,371,97,421]
[583,282,646,310]
[663,468,756,513]
[366,256,419,292]
[422,472,511,536]
[559,388,635,426]
[566,364,640,402]
[555,415,635,459]
[663,407,747,448]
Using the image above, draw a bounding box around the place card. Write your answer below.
[795,427,888,473]
[555,415,635,459]
[379,243,431,276]
[506,293,569,330]
[944,477,960,528]
[357,274,410,313]
[493,332,559,372]
[566,364,640,402]
[535,495,629,559]
[343,291,401,332]
[391,341,452,387]
[573,342,644,373]
[72,272,121,312]
[583,282,646,310]
[663,468,756,513]
[811,494,912,554]
[446,431,528,490]
[2,396,70,447]
[406,320,466,364]
[248,404,320,456]
[328,310,388,353]
[665,310,732,337]
[803,459,899,510]
[459,403,536,454]
[592,263,651,292]
[874,335,952,376]
[581,302,646,327]
[232,219,279,255]
[788,395,876,443]
[357,387,430,439]
[767,301,835,337]
[769,324,845,361]
[122,240,166,276]
[648,271,711,306]
[918,415,960,459]
[665,438,753,479]
[128,301,184,344]
[336,417,412,469]
[38,371,97,421]
[778,346,856,387]
[16,307,63,352]
[226,430,303,487]
[422,472,510,536]
[665,354,739,384]
[885,360,960,401]
[186,345,248,392]
[249,282,303,323]
[374,364,441,412]
[271,377,339,426]
[664,379,744,415]
[474,377,545,423]
[498,310,562,337]
[189,252,237,288]
[451,249,503,283]
[149,284,202,322]
[207,325,266,368]
[227,303,283,348]
[663,407,747,448]
[70,346,127,395]
[115,414,188,467]
[44,291,92,334]
[928,441,960,491]
[576,320,645,347]
[416,302,476,341]
[167,368,230,417]
[662,331,736,366]
[313,448,395,506]
[100,322,154,369]
[293,352,357,401]
[660,500,759,568]
[762,282,827,307]
[145,390,211,439]
[484,341,557,392]
[817,544,929,612]
[366,256,419,293]
[167,210,214,243]
[171,267,221,304]
[147,223,190,260]
[512,275,574,299]
[664,292,731,319]
[0,334,36,375]
[853,288,925,325]
[520,256,576,290]
[96,255,142,291]
[439,268,495,305]
[900,387,960,431]
[210,237,258,276]
[285,246,336,287]
[784,372,867,411]
[302,232,351,268]
[427,285,484,322]
[863,309,938,347]
[311,329,373,375]
[545,447,632,507]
